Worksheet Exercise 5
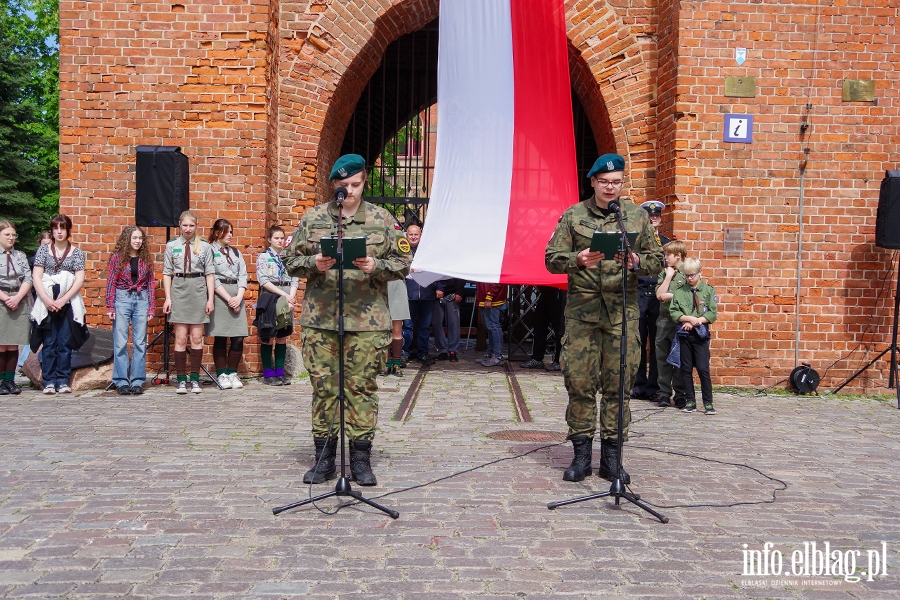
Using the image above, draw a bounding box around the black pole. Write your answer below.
[273,198,399,519]
[548,204,667,523]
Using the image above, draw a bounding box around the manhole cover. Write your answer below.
[487,430,567,442]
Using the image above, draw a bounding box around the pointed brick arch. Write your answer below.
[275,0,657,218]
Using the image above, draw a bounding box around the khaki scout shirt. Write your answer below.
[669,279,718,325]
[210,242,248,289]
[545,196,664,324]
[163,237,215,277]
[284,200,412,332]
[656,265,687,319]
[0,249,31,290]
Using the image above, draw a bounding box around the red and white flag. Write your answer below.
[410,0,576,286]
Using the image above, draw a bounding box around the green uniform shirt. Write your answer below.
[669,279,718,325]
[656,265,687,319]
[284,200,412,332]
[545,196,664,324]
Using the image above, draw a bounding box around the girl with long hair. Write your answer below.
[254,225,298,385]
[31,214,87,394]
[162,211,215,394]
[0,221,33,395]
[105,225,155,395]
[206,219,249,389]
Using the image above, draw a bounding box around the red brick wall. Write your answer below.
[667,0,900,392]
[59,0,900,390]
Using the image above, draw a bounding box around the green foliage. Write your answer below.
[0,0,59,254]
[366,116,423,199]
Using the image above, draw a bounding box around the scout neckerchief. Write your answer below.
[51,242,71,272]
[182,237,192,274]
[267,248,286,280]
[692,287,700,314]
[4,249,18,281]
[219,242,235,266]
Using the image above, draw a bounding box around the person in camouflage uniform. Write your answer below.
[545,153,664,485]
[284,154,412,486]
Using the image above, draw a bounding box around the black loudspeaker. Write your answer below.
[135,145,190,227]
[876,170,900,249]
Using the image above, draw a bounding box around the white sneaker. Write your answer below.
[190,381,202,394]
[230,373,243,389]
[176,381,188,394]
[217,374,232,389]
[57,384,72,394]
[43,385,56,395]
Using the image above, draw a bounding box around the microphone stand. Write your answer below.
[548,201,667,523]
[273,191,399,519]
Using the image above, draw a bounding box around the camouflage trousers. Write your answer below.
[301,327,391,441]
[561,317,639,441]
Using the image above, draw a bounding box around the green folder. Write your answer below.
[590,231,638,260]
[320,236,367,270]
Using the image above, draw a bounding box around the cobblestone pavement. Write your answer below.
[1,350,898,599]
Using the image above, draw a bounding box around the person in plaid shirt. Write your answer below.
[105,226,156,395]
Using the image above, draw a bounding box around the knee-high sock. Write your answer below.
[5,348,19,380]
[0,349,8,380]
[274,343,286,368]
[189,348,202,380]
[260,343,273,371]
[391,338,403,359]
[212,338,227,373]
[174,350,187,381]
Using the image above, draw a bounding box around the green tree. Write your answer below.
[0,0,59,254]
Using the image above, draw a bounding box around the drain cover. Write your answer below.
[487,430,567,442]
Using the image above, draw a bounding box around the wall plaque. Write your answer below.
[842,79,875,102]
[724,76,756,98]
[724,228,744,257]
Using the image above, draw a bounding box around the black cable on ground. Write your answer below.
[301,407,787,515]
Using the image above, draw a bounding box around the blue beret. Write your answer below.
[587,153,626,178]
[329,154,366,181]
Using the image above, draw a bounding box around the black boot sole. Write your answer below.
[350,473,377,486]
[597,468,631,485]
[302,467,337,484]
[562,467,591,482]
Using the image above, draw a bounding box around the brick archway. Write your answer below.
[275,0,657,217]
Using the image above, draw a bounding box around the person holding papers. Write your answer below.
[545,153,663,485]
[284,154,411,487]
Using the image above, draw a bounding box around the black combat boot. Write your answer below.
[598,438,631,485]
[349,439,377,486]
[302,437,338,484]
[562,436,593,482]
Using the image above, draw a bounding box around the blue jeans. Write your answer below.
[481,307,503,357]
[41,311,73,388]
[113,289,149,387]
[402,299,435,357]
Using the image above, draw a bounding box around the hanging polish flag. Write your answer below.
[410,0,576,286]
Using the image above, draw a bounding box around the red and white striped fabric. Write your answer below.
[410,0,576,287]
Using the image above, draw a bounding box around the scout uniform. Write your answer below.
[163,236,214,324]
[655,264,688,407]
[207,242,249,338]
[0,247,33,346]
[631,199,670,401]
[284,153,412,486]
[545,153,664,483]
[254,243,298,385]
[669,278,718,413]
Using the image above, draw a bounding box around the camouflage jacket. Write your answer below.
[545,196,664,324]
[284,200,412,331]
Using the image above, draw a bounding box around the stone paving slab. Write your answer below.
[1,350,899,598]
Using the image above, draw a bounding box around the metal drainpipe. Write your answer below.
[795,150,809,367]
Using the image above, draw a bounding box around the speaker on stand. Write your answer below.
[135,146,190,385]
[834,170,900,408]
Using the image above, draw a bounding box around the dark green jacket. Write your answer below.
[669,279,718,325]
[656,265,688,319]
[545,196,664,324]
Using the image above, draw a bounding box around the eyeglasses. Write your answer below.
[685,271,701,278]
[596,180,624,188]
[0,232,17,238]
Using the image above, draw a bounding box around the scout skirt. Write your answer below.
[170,277,210,325]
[0,295,34,345]
[206,283,248,337]
[387,279,410,321]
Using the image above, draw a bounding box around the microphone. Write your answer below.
[607,200,621,213]
[334,186,348,204]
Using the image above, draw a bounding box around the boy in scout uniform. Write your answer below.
[669,257,718,414]
[654,240,689,408]
[545,153,664,485]
[284,154,412,486]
